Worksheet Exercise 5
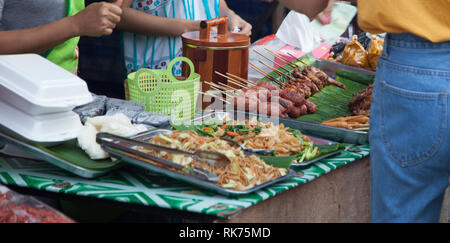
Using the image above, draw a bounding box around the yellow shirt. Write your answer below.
[357,0,450,43]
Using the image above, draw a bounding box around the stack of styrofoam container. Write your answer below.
[0,54,93,146]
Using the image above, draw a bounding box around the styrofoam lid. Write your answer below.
[0,54,93,108]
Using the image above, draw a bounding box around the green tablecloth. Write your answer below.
[0,144,369,219]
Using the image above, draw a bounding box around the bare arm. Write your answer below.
[0,1,123,54]
[0,17,79,54]
[117,0,201,36]
[277,0,330,20]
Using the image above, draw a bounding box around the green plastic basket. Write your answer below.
[127,57,200,124]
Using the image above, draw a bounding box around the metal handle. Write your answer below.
[96,132,194,157]
[97,133,219,182]
[101,145,218,182]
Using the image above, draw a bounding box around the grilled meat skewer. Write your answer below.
[299,66,347,90]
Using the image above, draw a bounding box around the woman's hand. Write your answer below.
[219,0,252,36]
[228,12,252,36]
[71,0,123,37]
[315,0,335,25]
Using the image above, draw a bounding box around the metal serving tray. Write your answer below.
[291,136,344,168]
[191,111,349,168]
[316,59,376,78]
[0,132,123,178]
[278,116,368,145]
[111,129,296,197]
[195,110,368,145]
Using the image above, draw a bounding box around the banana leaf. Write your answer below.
[262,143,348,169]
[336,70,374,85]
[315,143,349,157]
[257,155,295,170]
[34,140,121,171]
[297,76,367,123]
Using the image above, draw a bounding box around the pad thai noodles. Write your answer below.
[199,117,312,156]
[136,130,288,191]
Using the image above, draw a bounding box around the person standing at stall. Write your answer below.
[0,0,124,74]
[117,0,251,76]
[277,0,450,223]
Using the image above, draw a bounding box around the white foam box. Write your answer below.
[0,100,82,145]
[0,54,93,115]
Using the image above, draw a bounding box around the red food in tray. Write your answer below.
[0,185,74,223]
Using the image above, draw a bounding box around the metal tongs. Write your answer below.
[96,132,231,182]
[196,129,274,156]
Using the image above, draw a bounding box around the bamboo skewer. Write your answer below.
[214,71,250,89]
[249,62,283,86]
[227,78,251,90]
[209,86,229,96]
[264,48,297,69]
[219,71,250,87]
[253,49,291,73]
[205,80,239,92]
[205,81,227,91]
[198,91,231,105]
[202,81,237,98]
[287,52,307,67]
[258,60,292,79]
[249,62,279,84]
[208,85,237,98]
[226,72,256,87]
[215,82,240,91]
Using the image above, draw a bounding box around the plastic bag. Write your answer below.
[73,95,172,128]
[367,36,384,71]
[341,35,369,69]
[276,11,321,53]
[308,2,358,45]
[330,39,349,58]
[72,94,107,123]
[132,112,171,128]
[105,97,146,117]
[0,184,74,223]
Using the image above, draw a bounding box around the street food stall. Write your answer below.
[0,13,378,223]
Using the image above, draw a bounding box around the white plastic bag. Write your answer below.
[276,2,357,52]
[276,11,321,53]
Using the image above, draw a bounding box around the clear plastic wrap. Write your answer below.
[0,184,74,223]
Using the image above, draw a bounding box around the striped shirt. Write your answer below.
[122,0,221,76]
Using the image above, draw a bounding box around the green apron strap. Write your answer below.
[45,0,85,74]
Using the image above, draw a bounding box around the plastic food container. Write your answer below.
[0,54,93,115]
[0,100,82,146]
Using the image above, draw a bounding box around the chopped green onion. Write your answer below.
[159,135,173,144]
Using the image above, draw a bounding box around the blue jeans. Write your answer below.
[370,33,450,222]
